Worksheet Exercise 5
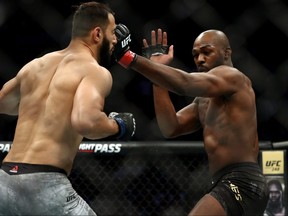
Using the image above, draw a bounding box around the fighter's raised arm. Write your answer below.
[113,24,245,98]
[113,23,268,216]
[141,28,201,138]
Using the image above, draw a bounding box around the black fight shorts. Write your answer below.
[1,162,67,175]
[209,162,269,216]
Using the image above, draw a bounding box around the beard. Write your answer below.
[99,36,112,68]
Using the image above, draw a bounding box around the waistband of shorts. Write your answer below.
[0,162,67,176]
[212,162,261,182]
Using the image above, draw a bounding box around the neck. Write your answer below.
[82,42,96,57]
[68,39,97,58]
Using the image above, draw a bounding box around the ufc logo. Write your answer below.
[266,160,281,167]
[229,182,242,201]
[66,193,76,202]
[121,35,131,48]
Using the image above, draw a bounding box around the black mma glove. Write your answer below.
[109,112,136,141]
[142,44,169,59]
[113,24,137,68]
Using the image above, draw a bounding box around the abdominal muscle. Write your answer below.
[204,133,258,175]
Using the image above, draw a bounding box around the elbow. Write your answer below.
[71,113,116,140]
[162,133,175,139]
[73,120,94,139]
[160,128,179,139]
[72,117,102,140]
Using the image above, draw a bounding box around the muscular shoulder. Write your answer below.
[17,51,67,77]
[211,65,250,88]
[79,60,112,84]
[210,65,243,78]
[197,65,254,98]
[41,51,112,83]
[74,59,113,97]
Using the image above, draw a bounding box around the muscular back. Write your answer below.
[4,48,112,174]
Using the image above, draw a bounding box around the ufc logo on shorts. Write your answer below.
[66,193,76,202]
[229,182,242,201]
[121,35,131,48]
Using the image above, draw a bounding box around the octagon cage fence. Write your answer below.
[0,140,287,216]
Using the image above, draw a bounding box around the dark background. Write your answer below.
[0,0,288,142]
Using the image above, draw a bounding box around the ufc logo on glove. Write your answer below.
[121,35,131,48]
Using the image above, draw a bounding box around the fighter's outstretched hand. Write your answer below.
[142,29,174,65]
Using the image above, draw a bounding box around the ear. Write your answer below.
[224,48,232,60]
[92,27,101,42]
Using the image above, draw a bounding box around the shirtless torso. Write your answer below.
[2,47,115,174]
[193,67,259,174]
[112,26,269,215]
[0,3,137,215]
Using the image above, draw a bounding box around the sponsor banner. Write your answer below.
[262,150,285,175]
[0,143,11,153]
[78,143,122,153]
[0,142,123,154]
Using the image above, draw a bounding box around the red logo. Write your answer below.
[9,165,19,173]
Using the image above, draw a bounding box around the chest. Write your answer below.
[197,97,228,125]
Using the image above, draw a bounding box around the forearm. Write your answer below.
[154,85,202,137]
[72,110,136,141]
[0,107,19,115]
[72,112,119,140]
[0,97,19,115]
[114,24,188,95]
[153,85,180,138]
[0,77,20,115]
[131,55,188,95]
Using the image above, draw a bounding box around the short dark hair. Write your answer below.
[71,1,114,38]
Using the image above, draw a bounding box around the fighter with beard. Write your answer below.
[0,2,135,215]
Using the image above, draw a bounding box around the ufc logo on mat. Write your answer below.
[121,35,131,48]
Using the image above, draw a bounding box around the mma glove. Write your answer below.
[113,23,137,68]
[109,112,136,141]
[142,44,169,59]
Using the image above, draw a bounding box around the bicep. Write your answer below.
[75,80,104,113]
[73,72,112,116]
[71,69,112,125]
[188,67,243,97]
